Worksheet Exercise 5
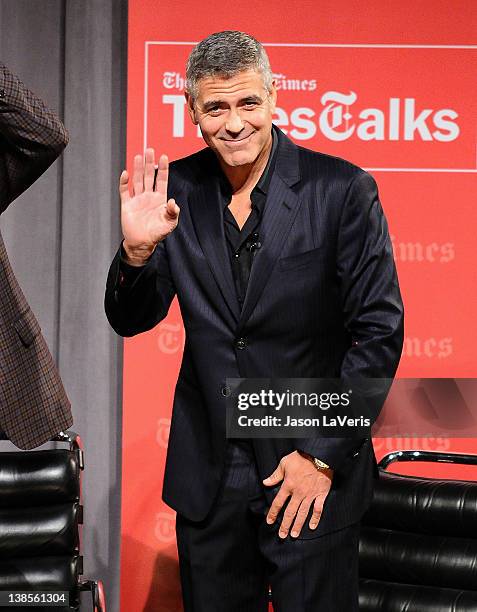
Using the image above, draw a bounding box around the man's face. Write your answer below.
[186,69,277,168]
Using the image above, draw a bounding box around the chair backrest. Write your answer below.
[0,432,84,611]
[359,450,477,611]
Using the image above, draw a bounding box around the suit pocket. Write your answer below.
[13,308,41,348]
[279,246,328,272]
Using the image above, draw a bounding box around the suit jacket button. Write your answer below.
[235,337,247,350]
[221,386,231,397]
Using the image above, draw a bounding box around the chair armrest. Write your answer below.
[379,449,477,470]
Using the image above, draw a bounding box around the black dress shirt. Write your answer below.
[218,129,277,309]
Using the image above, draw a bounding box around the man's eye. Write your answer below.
[244,102,257,109]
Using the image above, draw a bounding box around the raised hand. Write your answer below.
[120,148,180,265]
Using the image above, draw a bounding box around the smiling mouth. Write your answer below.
[221,133,254,146]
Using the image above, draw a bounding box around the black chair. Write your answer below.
[0,431,106,611]
[359,450,477,611]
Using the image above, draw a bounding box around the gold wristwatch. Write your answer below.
[298,450,331,471]
[312,457,330,471]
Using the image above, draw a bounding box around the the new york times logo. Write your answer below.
[237,389,351,411]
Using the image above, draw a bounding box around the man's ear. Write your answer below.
[185,91,198,125]
[269,79,277,112]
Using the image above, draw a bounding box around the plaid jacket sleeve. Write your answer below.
[0,62,68,213]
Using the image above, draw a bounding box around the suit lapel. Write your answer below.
[238,129,302,330]
[188,154,241,324]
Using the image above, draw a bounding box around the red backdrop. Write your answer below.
[122,2,477,609]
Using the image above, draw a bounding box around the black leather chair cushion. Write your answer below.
[0,437,100,612]
[362,470,477,538]
[0,555,81,589]
[359,578,477,612]
[0,450,80,506]
[0,555,81,611]
[360,526,477,591]
[0,503,80,556]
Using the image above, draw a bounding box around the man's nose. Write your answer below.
[225,109,244,134]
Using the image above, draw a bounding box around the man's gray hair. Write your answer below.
[186,31,273,102]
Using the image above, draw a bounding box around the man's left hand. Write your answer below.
[263,451,333,538]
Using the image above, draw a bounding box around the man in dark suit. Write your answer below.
[105,31,403,611]
[0,63,73,449]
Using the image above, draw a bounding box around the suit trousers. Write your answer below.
[175,440,360,612]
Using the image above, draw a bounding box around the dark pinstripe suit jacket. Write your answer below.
[105,125,404,538]
[0,64,73,449]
